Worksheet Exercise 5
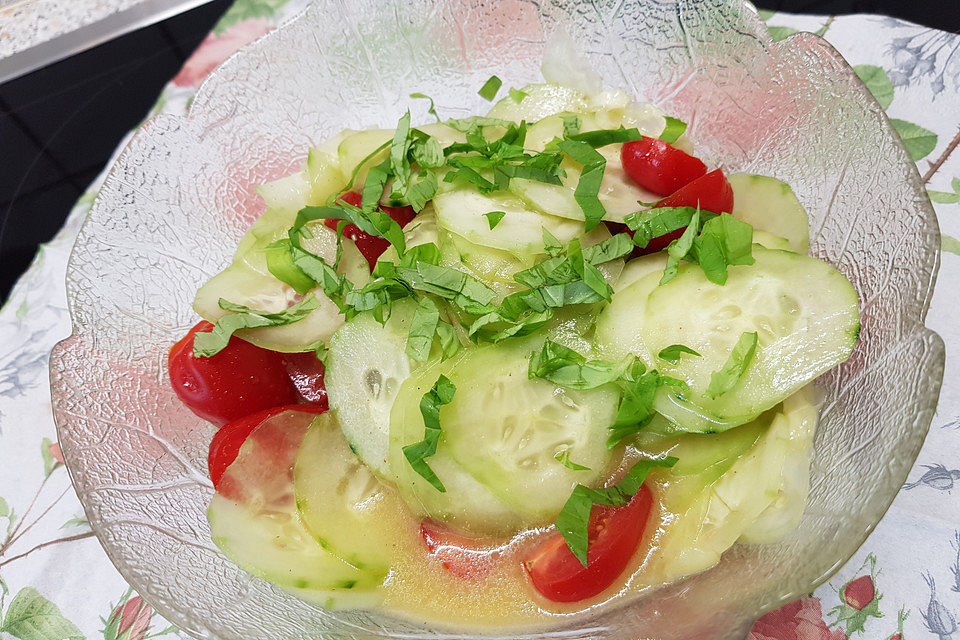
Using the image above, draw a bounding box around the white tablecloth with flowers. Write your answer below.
[1,3,959,639]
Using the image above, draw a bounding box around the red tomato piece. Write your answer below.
[168,322,298,427]
[278,352,328,409]
[323,191,417,270]
[621,137,707,196]
[420,522,499,580]
[631,168,735,256]
[208,404,326,491]
[522,485,655,603]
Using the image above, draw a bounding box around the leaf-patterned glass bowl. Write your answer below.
[49,0,944,638]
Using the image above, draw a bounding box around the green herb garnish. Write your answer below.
[706,331,758,398]
[509,87,528,103]
[555,456,678,566]
[402,375,457,492]
[528,340,629,390]
[556,139,607,231]
[478,75,503,101]
[484,211,506,229]
[192,296,320,357]
[657,344,702,363]
[659,116,687,144]
[410,92,441,122]
[554,450,591,471]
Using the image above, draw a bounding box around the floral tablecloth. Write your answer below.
[1,2,958,639]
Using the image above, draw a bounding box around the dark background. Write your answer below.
[1,0,958,304]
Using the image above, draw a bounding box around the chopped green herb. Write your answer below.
[265,239,315,295]
[657,344,702,363]
[406,296,442,362]
[659,116,687,144]
[410,92,441,122]
[542,228,564,257]
[528,340,629,390]
[478,75,503,101]
[624,206,702,249]
[509,87,528,103]
[557,139,607,231]
[567,238,613,301]
[484,210,506,229]
[347,139,391,187]
[660,208,701,285]
[691,213,755,285]
[706,331,759,398]
[402,375,457,492]
[556,456,678,566]
[607,363,662,448]
[192,296,320,357]
[396,261,498,312]
[410,134,445,168]
[567,127,644,148]
[554,450,591,471]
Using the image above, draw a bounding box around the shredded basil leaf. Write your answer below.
[410,92,441,123]
[567,238,613,301]
[567,126,644,148]
[478,75,503,101]
[192,296,320,357]
[624,206,701,249]
[691,214,755,285]
[557,139,607,231]
[554,450,591,471]
[555,456,678,566]
[406,296,442,362]
[402,375,457,492]
[607,362,662,448]
[265,239,315,295]
[706,331,759,398]
[483,211,505,229]
[528,340,628,389]
[658,344,702,363]
[509,87,529,103]
[659,116,687,144]
[660,208,701,285]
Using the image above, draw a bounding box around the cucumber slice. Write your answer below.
[193,224,369,352]
[388,356,528,536]
[615,253,668,293]
[486,83,588,122]
[654,387,817,579]
[325,300,419,477]
[338,129,392,190]
[752,230,794,252]
[729,173,810,253]
[594,271,659,368]
[294,413,407,572]
[438,228,533,299]
[208,409,385,593]
[306,133,349,206]
[441,340,619,524]
[510,115,658,223]
[643,246,859,425]
[432,185,582,256]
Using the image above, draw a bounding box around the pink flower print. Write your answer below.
[172,19,273,87]
[106,595,153,640]
[750,598,848,640]
[49,441,64,465]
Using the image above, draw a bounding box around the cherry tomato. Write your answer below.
[168,321,298,427]
[633,168,735,255]
[209,405,326,495]
[323,191,417,270]
[522,485,655,603]
[278,352,328,409]
[621,137,707,196]
[420,522,497,580]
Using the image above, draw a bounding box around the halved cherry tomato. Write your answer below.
[522,485,655,603]
[278,352,328,409]
[621,137,707,196]
[208,404,327,491]
[633,168,735,255]
[420,522,498,580]
[168,322,298,427]
[323,191,417,270]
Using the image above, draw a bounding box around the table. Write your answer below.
[0,3,957,638]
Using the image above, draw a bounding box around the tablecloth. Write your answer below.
[0,2,958,638]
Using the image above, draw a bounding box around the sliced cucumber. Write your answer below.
[643,246,859,425]
[594,270,659,368]
[510,115,658,223]
[432,185,582,256]
[441,340,619,524]
[729,173,810,253]
[654,387,817,579]
[388,355,528,536]
[325,300,419,477]
[338,129,392,190]
[294,413,407,572]
[193,224,369,352]
[486,83,588,122]
[752,229,794,252]
[615,253,668,293]
[208,409,385,593]
[306,133,349,206]
[438,228,534,299]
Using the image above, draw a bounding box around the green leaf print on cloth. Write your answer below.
[214,0,290,33]
[890,119,938,161]
[0,588,83,640]
[854,65,895,109]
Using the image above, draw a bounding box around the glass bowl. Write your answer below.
[49,0,944,638]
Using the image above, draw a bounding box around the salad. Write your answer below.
[167,74,860,626]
